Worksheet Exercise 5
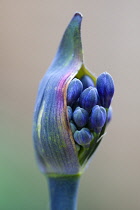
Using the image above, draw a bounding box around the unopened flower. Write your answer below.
[73,107,89,128]
[33,13,115,176]
[74,128,93,146]
[88,105,106,133]
[79,87,98,112]
[80,75,95,89]
[96,72,114,108]
[67,78,83,106]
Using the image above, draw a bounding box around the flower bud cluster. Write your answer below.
[67,73,114,148]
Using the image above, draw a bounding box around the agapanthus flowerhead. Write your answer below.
[33,13,115,176]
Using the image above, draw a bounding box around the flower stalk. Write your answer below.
[47,175,80,210]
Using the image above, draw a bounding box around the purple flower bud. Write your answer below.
[67,78,83,106]
[107,106,113,123]
[73,107,89,128]
[89,105,106,133]
[74,128,93,146]
[70,121,77,133]
[96,72,114,108]
[67,106,73,120]
[79,87,98,112]
[80,75,94,89]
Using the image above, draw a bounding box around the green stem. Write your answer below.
[47,175,80,210]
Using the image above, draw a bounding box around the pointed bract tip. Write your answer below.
[71,12,83,24]
[74,12,83,18]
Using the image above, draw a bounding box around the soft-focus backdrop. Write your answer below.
[1,0,140,210]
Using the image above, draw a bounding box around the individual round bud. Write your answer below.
[88,105,106,133]
[70,121,77,134]
[73,107,89,128]
[67,78,83,106]
[80,75,95,89]
[67,106,73,120]
[106,106,113,123]
[96,72,114,108]
[79,87,98,112]
[74,128,93,146]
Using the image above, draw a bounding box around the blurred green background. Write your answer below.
[1,0,140,209]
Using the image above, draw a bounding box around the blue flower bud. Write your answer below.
[74,128,93,146]
[79,87,98,112]
[80,75,95,89]
[88,105,106,133]
[106,106,113,123]
[73,107,89,128]
[67,78,83,106]
[70,121,77,133]
[67,106,73,120]
[96,72,114,108]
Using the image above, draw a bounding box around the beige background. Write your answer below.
[1,0,140,210]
